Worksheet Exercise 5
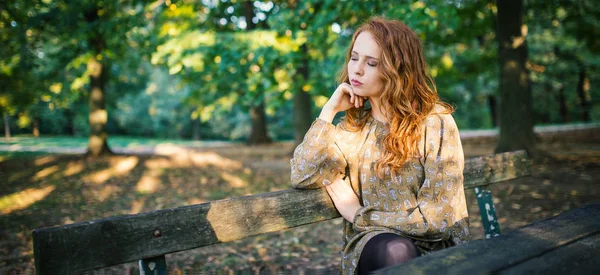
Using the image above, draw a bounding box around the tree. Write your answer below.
[0,0,44,140]
[243,0,271,144]
[495,0,535,154]
[26,0,148,156]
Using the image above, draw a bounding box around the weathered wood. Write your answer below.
[32,151,531,274]
[501,232,600,274]
[33,188,338,274]
[375,203,600,274]
[463,150,530,189]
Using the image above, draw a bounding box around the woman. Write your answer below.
[290,17,470,275]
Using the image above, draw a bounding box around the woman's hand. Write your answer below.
[325,178,362,223]
[319,83,366,123]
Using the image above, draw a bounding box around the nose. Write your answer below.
[351,61,364,76]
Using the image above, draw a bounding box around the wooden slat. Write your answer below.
[463,150,531,189]
[375,203,600,274]
[33,151,531,274]
[33,188,338,274]
[501,232,600,274]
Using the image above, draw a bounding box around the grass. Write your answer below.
[0,135,243,150]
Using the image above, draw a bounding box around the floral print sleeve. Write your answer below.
[352,114,470,243]
[290,118,348,189]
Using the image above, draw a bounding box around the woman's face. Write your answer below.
[347,31,384,99]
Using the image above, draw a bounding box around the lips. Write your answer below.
[351,79,363,86]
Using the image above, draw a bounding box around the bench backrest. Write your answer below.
[32,150,530,274]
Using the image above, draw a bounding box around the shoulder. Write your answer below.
[338,112,370,133]
[424,104,456,127]
[422,104,461,144]
[421,104,462,156]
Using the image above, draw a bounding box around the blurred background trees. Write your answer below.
[1,0,598,152]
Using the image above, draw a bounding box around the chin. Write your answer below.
[352,88,366,96]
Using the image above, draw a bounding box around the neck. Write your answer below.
[368,96,387,124]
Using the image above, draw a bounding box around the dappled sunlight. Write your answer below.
[130,198,146,214]
[145,145,243,170]
[0,186,56,214]
[63,161,85,177]
[187,198,206,205]
[85,169,114,184]
[97,185,120,202]
[33,165,60,180]
[84,156,139,184]
[136,170,162,194]
[511,35,526,48]
[198,176,209,185]
[112,156,139,174]
[220,172,247,188]
[206,197,286,243]
[34,156,57,166]
[506,60,518,70]
[144,157,173,169]
[189,151,243,170]
[153,143,189,156]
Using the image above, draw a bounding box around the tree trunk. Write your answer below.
[32,118,39,137]
[192,117,201,141]
[64,108,76,136]
[4,113,10,142]
[576,61,591,122]
[87,54,112,156]
[247,101,271,145]
[244,0,271,145]
[557,85,569,123]
[487,95,497,128]
[294,43,312,146]
[86,8,111,157]
[494,0,535,155]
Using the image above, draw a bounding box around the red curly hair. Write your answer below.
[338,17,452,177]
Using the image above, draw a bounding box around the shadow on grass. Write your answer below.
[0,144,293,273]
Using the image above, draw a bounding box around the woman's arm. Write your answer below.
[289,83,364,189]
[289,118,347,189]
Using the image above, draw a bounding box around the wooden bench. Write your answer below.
[33,150,531,274]
[375,203,600,274]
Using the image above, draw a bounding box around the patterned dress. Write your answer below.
[290,105,470,275]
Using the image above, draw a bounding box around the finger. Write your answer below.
[343,84,354,103]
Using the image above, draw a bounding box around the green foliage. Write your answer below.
[2,0,598,139]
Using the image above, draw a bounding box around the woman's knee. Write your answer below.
[385,238,419,264]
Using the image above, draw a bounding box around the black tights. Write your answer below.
[358,233,421,274]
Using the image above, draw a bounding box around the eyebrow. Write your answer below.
[351,51,380,61]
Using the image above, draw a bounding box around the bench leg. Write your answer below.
[139,255,167,275]
[474,187,501,239]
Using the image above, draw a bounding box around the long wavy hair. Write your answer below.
[339,17,453,177]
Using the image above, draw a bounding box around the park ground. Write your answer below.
[1,131,599,274]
